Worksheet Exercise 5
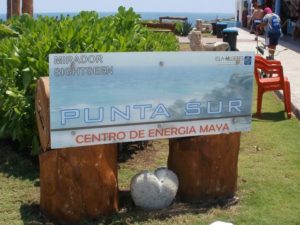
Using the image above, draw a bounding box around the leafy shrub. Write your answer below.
[174,21,193,36]
[174,22,183,35]
[0,7,179,155]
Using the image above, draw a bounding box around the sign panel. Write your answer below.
[50,52,254,148]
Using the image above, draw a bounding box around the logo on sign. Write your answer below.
[215,55,245,65]
[244,56,252,65]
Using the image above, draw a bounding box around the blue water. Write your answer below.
[0,11,235,24]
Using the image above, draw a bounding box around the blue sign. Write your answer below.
[50,52,254,148]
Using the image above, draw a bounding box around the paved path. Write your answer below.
[178,29,300,119]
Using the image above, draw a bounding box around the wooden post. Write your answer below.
[7,0,11,19]
[22,0,33,16]
[39,145,119,224]
[168,133,241,202]
[6,0,20,19]
[35,77,50,152]
[36,77,119,224]
[11,0,20,17]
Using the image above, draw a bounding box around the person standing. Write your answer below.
[259,7,282,59]
[251,3,264,40]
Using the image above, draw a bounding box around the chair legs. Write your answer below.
[283,79,292,119]
[256,83,292,119]
[256,88,263,116]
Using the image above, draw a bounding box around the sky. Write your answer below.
[1,0,235,14]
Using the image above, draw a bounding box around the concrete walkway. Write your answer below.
[178,29,300,119]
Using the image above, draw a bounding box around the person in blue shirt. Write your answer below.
[258,7,282,59]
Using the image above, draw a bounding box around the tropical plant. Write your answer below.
[0,7,179,155]
[0,24,19,38]
[175,21,193,36]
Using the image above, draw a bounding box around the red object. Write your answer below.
[255,55,282,77]
[254,56,292,119]
[255,55,281,66]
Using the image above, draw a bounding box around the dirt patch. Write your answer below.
[118,139,169,170]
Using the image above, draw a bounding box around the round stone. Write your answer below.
[130,167,179,210]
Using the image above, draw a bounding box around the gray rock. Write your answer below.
[188,30,203,51]
[188,29,230,51]
[195,19,203,31]
[130,167,179,210]
[203,42,230,51]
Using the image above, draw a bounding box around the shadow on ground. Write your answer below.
[19,190,238,225]
[19,191,238,225]
[280,36,300,54]
[0,139,39,181]
[79,191,238,225]
[20,203,50,225]
[252,110,288,122]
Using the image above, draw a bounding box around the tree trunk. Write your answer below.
[11,0,20,17]
[168,133,241,202]
[22,0,33,16]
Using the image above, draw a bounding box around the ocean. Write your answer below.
[0,11,235,24]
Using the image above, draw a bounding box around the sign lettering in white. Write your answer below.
[50,52,254,148]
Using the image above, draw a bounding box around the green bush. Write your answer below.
[175,21,193,36]
[0,7,179,155]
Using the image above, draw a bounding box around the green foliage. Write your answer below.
[0,24,19,39]
[175,21,193,36]
[0,7,179,155]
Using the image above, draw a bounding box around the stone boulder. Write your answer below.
[188,30,203,51]
[130,167,178,210]
[203,42,230,51]
[188,28,230,51]
[195,19,203,31]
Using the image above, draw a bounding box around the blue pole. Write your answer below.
[275,0,281,15]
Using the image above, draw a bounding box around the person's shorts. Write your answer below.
[252,20,261,31]
[254,19,262,27]
[268,32,280,45]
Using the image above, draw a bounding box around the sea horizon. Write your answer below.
[0,11,235,24]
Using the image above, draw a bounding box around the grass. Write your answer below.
[1,74,300,224]
[0,143,43,225]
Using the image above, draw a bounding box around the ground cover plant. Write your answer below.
[0,88,299,225]
[0,7,179,155]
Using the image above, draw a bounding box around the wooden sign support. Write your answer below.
[168,133,240,202]
[35,77,119,225]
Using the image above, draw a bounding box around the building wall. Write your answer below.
[236,0,250,25]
